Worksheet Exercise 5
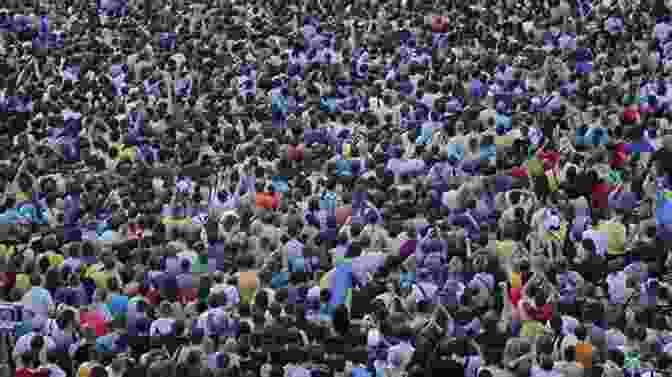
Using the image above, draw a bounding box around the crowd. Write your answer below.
[3,0,672,376]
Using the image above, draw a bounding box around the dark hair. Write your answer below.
[574,325,587,341]
[332,305,350,336]
[30,273,42,287]
[565,346,576,362]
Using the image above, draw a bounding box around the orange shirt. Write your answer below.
[256,192,281,209]
[575,342,594,370]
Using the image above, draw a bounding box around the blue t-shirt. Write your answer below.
[109,294,129,318]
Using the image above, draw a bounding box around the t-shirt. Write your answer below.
[80,310,109,337]
[238,270,258,305]
[597,221,626,256]
[256,192,281,209]
[496,240,515,259]
[91,270,113,290]
[109,294,129,319]
[575,342,593,370]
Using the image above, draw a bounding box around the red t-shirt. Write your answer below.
[538,150,561,171]
[610,143,628,169]
[431,16,450,33]
[145,289,162,306]
[623,108,640,124]
[0,271,16,291]
[16,368,50,377]
[287,144,305,161]
[522,301,554,322]
[79,310,109,337]
[510,166,529,178]
[178,288,198,304]
[592,182,612,210]
[256,192,282,209]
[509,288,522,307]
[335,206,353,226]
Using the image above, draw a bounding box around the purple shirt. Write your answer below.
[176,273,197,290]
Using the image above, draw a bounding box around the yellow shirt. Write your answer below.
[496,240,515,259]
[90,270,113,290]
[161,217,193,226]
[597,221,627,256]
[15,273,31,292]
[520,320,546,338]
[112,143,137,161]
[0,243,15,259]
[495,135,516,147]
[16,192,30,201]
[44,252,65,267]
[544,223,568,243]
[238,270,259,305]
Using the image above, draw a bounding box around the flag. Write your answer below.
[63,65,80,82]
[176,177,194,194]
[238,64,257,98]
[98,0,128,17]
[577,0,593,18]
[110,64,128,97]
[143,79,161,97]
[159,32,177,49]
[175,78,192,97]
[128,111,144,142]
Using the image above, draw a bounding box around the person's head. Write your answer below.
[30,273,42,287]
[30,333,45,354]
[549,315,563,333]
[503,338,533,377]
[574,325,588,342]
[332,304,350,335]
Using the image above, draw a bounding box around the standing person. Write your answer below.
[573,325,594,370]
[21,274,54,319]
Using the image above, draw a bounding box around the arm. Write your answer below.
[499,281,513,326]
[164,71,174,115]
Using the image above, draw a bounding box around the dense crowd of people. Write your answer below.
[4,0,672,376]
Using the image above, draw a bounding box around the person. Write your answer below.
[3,0,672,375]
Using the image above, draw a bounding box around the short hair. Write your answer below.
[30,273,42,287]
[574,325,587,341]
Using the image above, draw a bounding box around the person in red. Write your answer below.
[0,267,16,299]
[15,366,49,377]
[609,142,629,169]
[510,166,529,178]
[537,147,561,172]
[79,310,109,338]
[518,288,554,323]
[15,353,49,377]
[591,177,613,211]
[430,15,450,33]
[286,140,306,163]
